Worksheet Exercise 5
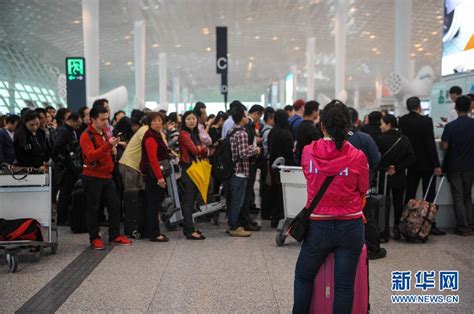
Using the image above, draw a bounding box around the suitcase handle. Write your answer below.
[424,174,445,204]
[375,171,388,196]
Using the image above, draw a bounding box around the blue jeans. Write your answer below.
[293,219,364,314]
[227,175,247,230]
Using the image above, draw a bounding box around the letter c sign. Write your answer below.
[217,57,228,71]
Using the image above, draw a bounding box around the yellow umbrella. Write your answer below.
[186,159,212,204]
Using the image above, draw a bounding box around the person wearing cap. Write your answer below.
[288,99,305,140]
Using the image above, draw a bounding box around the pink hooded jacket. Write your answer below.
[301,139,369,220]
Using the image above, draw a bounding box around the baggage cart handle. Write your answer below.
[423,174,445,204]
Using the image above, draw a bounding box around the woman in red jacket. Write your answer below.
[179,111,208,240]
[140,112,170,242]
[293,101,369,314]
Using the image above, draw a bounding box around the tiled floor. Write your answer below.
[1,220,473,313]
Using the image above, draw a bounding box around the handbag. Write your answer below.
[159,159,172,177]
[288,175,335,242]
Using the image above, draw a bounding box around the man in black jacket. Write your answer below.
[399,97,445,236]
[348,108,386,260]
[0,114,20,164]
[295,101,322,165]
[52,113,82,225]
[360,111,382,142]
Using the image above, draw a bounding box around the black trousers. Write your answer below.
[363,197,381,252]
[144,172,166,238]
[180,167,198,235]
[389,185,405,227]
[406,169,436,203]
[57,169,78,224]
[240,161,258,227]
[82,175,121,242]
[269,168,284,224]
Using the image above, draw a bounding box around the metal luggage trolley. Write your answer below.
[0,170,58,272]
[275,165,307,246]
[160,161,225,230]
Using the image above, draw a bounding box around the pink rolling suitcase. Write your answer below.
[310,245,369,314]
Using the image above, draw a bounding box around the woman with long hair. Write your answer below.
[178,111,208,240]
[268,109,295,227]
[293,100,369,313]
[140,112,170,242]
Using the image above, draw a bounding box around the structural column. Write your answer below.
[334,0,348,98]
[159,52,168,110]
[82,0,99,98]
[133,21,146,109]
[290,65,298,103]
[306,37,316,100]
[173,77,180,112]
[394,0,412,80]
[393,0,412,114]
[271,82,278,108]
[279,78,285,108]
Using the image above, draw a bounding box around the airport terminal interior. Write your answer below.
[1,0,474,313]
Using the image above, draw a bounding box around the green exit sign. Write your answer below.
[66,57,85,81]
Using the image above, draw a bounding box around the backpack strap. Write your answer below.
[84,130,101,167]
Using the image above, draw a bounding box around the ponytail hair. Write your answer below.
[320,100,350,150]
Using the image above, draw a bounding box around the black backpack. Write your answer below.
[211,128,240,181]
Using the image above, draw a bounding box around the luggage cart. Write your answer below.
[0,170,58,273]
[160,162,225,231]
[275,165,307,246]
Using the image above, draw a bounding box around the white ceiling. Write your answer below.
[0,0,444,106]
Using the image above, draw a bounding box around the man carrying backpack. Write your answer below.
[80,105,132,250]
[52,112,82,226]
[227,107,260,237]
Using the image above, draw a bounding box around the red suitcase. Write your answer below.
[310,245,369,314]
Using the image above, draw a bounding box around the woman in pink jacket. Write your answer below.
[293,100,369,314]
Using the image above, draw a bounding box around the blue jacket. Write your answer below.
[348,127,381,179]
[0,128,16,164]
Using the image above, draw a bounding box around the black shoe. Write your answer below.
[393,227,401,240]
[244,224,262,232]
[270,220,279,229]
[185,233,206,240]
[150,234,169,242]
[454,229,471,237]
[368,248,387,260]
[261,214,272,221]
[430,226,446,236]
[379,232,390,243]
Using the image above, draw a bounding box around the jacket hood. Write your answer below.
[308,139,360,175]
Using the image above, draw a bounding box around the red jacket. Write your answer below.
[80,126,114,179]
[301,139,369,220]
[178,130,207,165]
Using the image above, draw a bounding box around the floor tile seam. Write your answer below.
[145,232,182,313]
[256,230,283,314]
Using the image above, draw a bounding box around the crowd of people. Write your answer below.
[0,89,473,250]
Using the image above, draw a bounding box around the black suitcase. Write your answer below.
[123,189,147,239]
[70,179,88,233]
[372,172,391,242]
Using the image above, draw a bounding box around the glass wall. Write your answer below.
[0,44,64,114]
